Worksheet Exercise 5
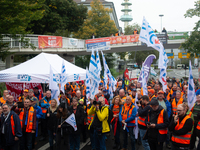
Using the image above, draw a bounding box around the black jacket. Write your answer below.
[138,104,151,129]
[168,114,193,147]
[68,105,84,134]
[145,105,169,142]
[56,112,71,135]
[46,108,58,133]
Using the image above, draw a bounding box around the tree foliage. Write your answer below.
[124,23,141,35]
[73,0,118,39]
[27,0,88,35]
[0,0,45,60]
[181,0,200,55]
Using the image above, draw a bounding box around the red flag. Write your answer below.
[124,69,129,80]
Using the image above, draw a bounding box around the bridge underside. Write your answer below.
[11,43,181,56]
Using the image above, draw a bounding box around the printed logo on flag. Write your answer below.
[17,74,32,81]
[74,74,80,81]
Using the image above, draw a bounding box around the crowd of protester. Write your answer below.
[0,76,200,150]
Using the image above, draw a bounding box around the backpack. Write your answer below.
[102,106,113,126]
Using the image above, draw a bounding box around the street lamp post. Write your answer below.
[159,14,164,33]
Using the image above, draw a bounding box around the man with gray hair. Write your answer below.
[119,96,137,150]
[88,96,110,150]
[171,90,185,115]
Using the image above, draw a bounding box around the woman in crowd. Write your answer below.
[46,99,58,150]
[110,95,123,150]
[56,103,70,150]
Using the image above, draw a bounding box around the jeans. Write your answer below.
[20,131,33,150]
[48,130,55,147]
[122,127,135,150]
[69,134,80,150]
[139,129,150,150]
[93,129,106,150]
[90,129,96,149]
[112,121,121,144]
[165,130,170,145]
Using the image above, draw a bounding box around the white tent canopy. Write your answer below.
[0,53,86,83]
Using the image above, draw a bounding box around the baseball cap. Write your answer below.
[79,99,84,103]
[148,89,155,94]
[24,89,28,93]
[158,90,164,94]
[147,86,152,89]
[132,88,137,92]
[29,89,33,93]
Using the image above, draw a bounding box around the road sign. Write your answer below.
[167,53,174,59]
[178,52,190,59]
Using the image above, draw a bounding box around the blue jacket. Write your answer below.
[33,104,43,137]
[40,96,51,119]
[164,99,171,118]
[119,103,137,127]
[0,111,22,146]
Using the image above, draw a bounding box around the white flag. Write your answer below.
[86,67,91,102]
[159,68,167,92]
[49,66,60,103]
[96,50,102,75]
[65,113,77,131]
[139,16,168,69]
[60,60,67,93]
[141,65,148,96]
[188,60,196,110]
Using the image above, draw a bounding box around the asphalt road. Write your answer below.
[166,69,199,79]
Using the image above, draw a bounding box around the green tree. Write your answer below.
[0,0,45,60]
[74,0,118,39]
[124,23,141,35]
[181,0,200,56]
[27,0,88,35]
[129,50,159,67]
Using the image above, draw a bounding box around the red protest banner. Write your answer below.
[6,83,43,101]
[38,36,62,49]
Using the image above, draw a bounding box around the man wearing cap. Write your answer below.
[33,87,43,101]
[130,88,136,103]
[145,97,169,150]
[0,90,8,105]
[157,90,172,149]
[148,89,156,102]
[19,89,28,103]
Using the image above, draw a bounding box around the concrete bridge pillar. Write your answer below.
[59,54,75,64]
[6,55,14,69]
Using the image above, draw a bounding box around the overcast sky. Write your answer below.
[107,0,199,32]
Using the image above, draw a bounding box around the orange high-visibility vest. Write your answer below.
[149,95,156,102]
[71,85,77,94]
[11,115,15,136]
[148,109,167,134]
[112,105,120,115]
[138,116,146,127]
[0,97,6,104]
[121,96,126,104]
[19,107,34,133]
[134,30,138,34]
[196,121,200,131]
[41,100,51,114]
[87,104,94,124]
[166,93,170,101]
[121,103,135,124]
[172,98,183,115]
[171,115,192,145]
[34,92,43,101]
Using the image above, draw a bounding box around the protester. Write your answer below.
[145,97,169,150]
[148,89,156,101]
[169,103,193,150]
[68,97,84,150]
[19,99,37,150]
[119,96,137,150]
[119,89,126,104]
[0,104,22,150]
[0,90,8,105]
[110,95,123,149]
[137,95,151,150]
[171,90,185,115]
[56,103,70,150]
[33,87,43,101]
[46,99,58,150]
[18,89,28,102]
[59,91,70,108]
[40,90,52,141]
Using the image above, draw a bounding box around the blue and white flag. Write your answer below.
[60,60,68,93]
[134,92,139,139]
[96,50,102,75]
[65,113,77,131]
[150,67,157,76]
[89,49,101,99]
[188,60,196,110]
[102,51,108,90]
[159,68,167,92]
[139,17,168,69]
[49,66,60,103]
[86,67,91,102]
[141,64,148,95]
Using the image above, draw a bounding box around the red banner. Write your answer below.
[124,69,129,80]
[110,34,139,44]
[6,83,43,101]
[38,36,62,49]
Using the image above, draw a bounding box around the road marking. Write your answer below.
[38,138,90,150]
